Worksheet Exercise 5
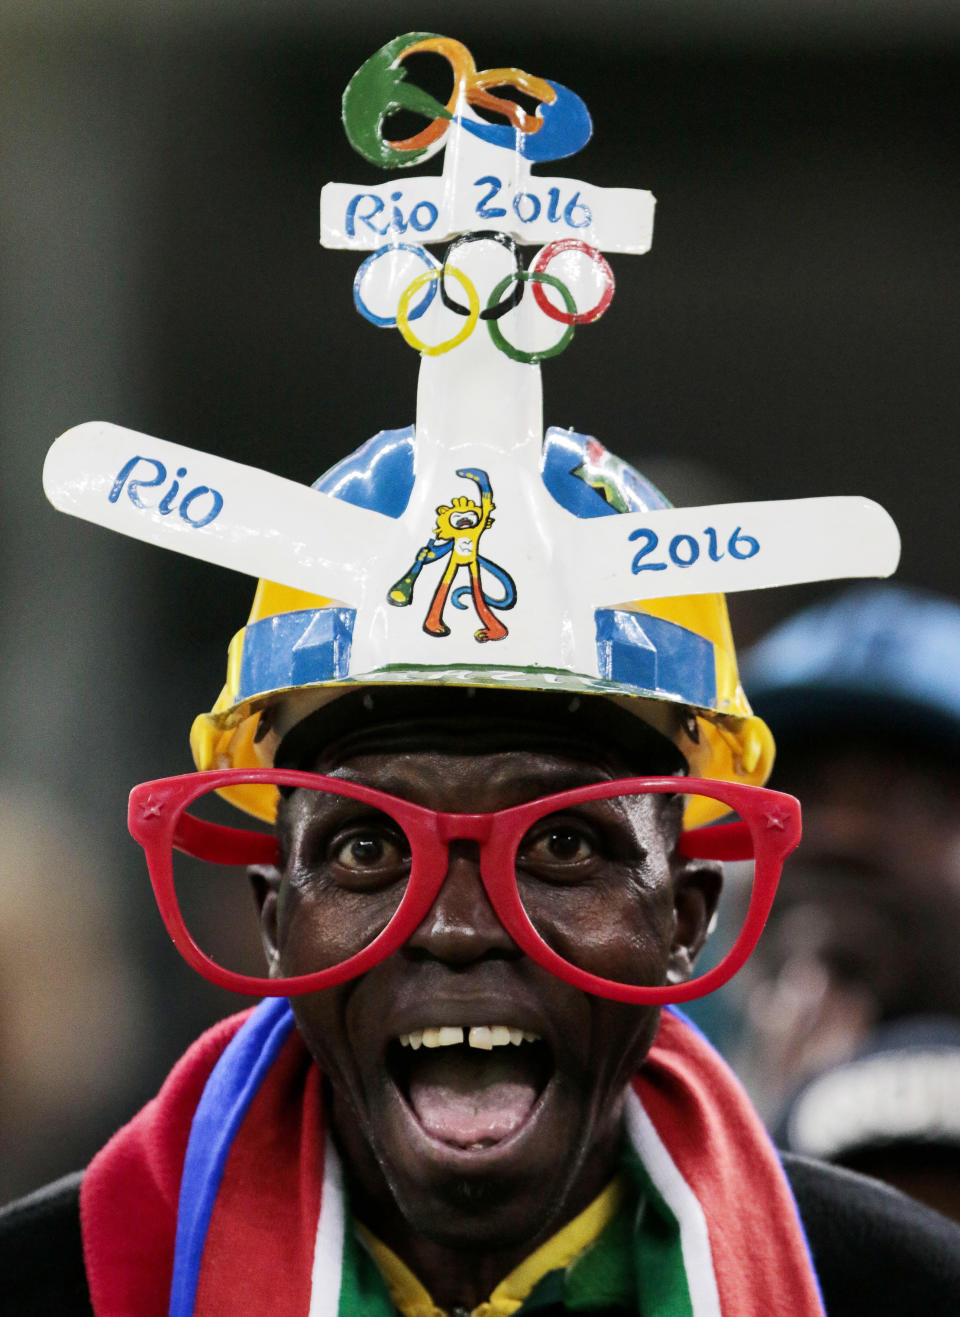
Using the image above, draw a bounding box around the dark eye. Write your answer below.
[533,828,592,862]
[329,826,409,882]
[518,817,598,878]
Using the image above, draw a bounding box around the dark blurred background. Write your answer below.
[2,0,958,1198]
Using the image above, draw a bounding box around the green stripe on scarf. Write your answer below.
[620,1142,695,1317]
[337,1181,399,1317]
[559,1142,693,1317]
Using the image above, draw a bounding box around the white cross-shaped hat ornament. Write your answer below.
[43,32,900,760]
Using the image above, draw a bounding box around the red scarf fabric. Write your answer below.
[80,1006,824,1317]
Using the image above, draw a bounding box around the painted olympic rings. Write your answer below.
[396,266,480,356]
[486,271,577,364]
[353,243,439,327]
[356,240,609,359]
[531,239,615,325]
[440,232,524,322]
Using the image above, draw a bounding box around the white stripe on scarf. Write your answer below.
[624,1088,722,1317]
[309,1130,345,1317]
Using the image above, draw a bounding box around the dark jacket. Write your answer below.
[2,1155,960,1315]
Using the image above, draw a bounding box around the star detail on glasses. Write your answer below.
[764,809,789,831]
[140,796,165,820]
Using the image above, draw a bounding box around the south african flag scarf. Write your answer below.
[80,1000,825,1316]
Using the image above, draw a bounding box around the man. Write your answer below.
[5,513,960,1316]
[6,33,960,1314]
[731,583,960,1215]
[774,1016,960,1224]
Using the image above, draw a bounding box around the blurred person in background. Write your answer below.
[733,583,960,1215]
[0,784,149,1203]
[774,1016,960,1223]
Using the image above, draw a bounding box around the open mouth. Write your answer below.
[387,1026,554,1151]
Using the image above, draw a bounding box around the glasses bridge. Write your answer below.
[434,812,496,845]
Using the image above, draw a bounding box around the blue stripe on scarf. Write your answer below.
[664,1003,715,1047]
[169,998,296,1317]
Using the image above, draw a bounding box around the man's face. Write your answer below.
[255,719,716,1256]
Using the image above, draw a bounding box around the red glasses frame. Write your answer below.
[128,769,801,1005]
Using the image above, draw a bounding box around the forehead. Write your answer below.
[313,746,633,814]
[274,687,687,783]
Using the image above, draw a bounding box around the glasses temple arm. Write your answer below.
[677,819,754,861]
[173,810,280,866]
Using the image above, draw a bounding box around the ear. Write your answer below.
[248,864,282,976]
[667,859,723,984]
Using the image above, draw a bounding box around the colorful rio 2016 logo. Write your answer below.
[342,32,592,169]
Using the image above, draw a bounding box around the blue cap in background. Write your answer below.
[741,583,960,752]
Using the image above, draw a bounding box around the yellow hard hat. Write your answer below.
[190,428,774,826]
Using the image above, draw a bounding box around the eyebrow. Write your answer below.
[325,763,667,805]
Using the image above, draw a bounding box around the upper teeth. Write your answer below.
[398,1026,541,1051]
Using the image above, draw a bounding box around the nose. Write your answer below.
[405,839,519,965]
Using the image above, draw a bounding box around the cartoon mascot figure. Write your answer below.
[387,468,517,642]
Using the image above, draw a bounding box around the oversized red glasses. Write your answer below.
[128,769,800,1004]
